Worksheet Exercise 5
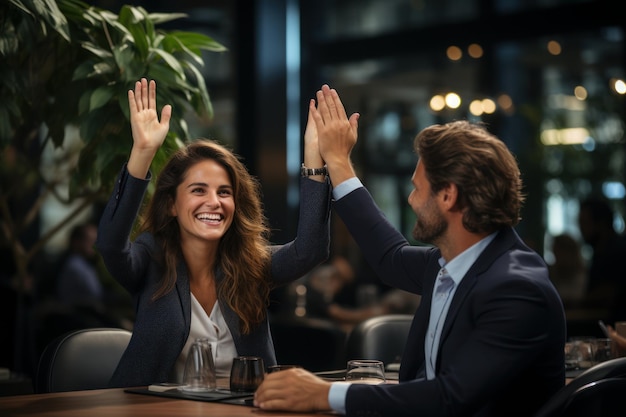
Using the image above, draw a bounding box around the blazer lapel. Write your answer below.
[400,256,441,381]
[438,228,518,348]
[175,261,192,334]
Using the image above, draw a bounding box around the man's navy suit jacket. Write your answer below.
[334,186,566,417]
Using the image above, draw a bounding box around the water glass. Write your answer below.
[181,338,217,392]
[591,338,614,364]
[345,359,386,384]
[565,339,593,370]
[230,356,265,393]
[615,322,626,357]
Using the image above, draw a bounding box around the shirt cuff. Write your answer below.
[328,382,351,414]
[332,177,363,201]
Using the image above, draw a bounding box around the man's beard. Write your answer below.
[412,199,447,245]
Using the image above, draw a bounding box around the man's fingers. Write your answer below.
[322,85,339,119]
[349,112,360,132]
[316,87,331,124]
[330,87,348,120]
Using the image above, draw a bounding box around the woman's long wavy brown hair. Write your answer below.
[140,140,271,334]
[415,120,525,234]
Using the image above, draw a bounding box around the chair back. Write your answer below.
[35,327,131,393]
[533,357,626,417]
[562,377,626,417]
[344,314,413,365]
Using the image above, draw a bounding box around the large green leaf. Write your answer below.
[150,48,185,78]
[123,22,150,61]
[161,34,203,67]
[170,31,227,53]
[147,12,188,25]
[186,64,212,118]
[80,41,114,59]
[89,86,115,111]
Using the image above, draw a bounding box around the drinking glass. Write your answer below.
[345,359,386,384]
[615,322,626,357]
[181,338,217,392]
[230,356,265,393]
[591,338,614,364]
[565,339,593,370]
[564,341,582,370]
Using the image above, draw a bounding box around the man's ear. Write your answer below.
[439,183,459,211]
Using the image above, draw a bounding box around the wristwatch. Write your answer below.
[300,163,328,177]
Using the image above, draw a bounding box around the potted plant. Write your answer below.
[0,0,226,370]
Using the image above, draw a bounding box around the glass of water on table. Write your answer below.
[345,359,386,384]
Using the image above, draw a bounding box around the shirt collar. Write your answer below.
[438,232,497,285]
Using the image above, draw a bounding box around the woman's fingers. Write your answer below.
[148,79,157,110]
[161,104,172,126]
[140,78,149,110]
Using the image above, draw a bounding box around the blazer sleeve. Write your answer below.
[333,186,437,294]
[269,177,331,285]
[95,165,154,294]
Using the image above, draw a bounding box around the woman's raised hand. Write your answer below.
[129,78,172,151]
[127,78,172,179]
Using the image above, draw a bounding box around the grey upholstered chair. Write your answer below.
[344,314,413,366]
[35,327,131,393]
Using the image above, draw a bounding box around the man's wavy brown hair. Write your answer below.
[415,120,525,234]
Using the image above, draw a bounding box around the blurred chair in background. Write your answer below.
[534,357,626,417]
[560,378,626,417]
[344,314,413,367]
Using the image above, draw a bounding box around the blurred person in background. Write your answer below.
[547,233,587,307]
[56,223,104,306]
[577,197,626,323]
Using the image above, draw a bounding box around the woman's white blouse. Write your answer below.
[171,294,238,382]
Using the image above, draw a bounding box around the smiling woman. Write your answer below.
[95,78,331,388]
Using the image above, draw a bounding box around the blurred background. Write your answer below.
[2,0,624,390]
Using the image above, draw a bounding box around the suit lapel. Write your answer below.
[400,256,441,381]
[438,228,518,349]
